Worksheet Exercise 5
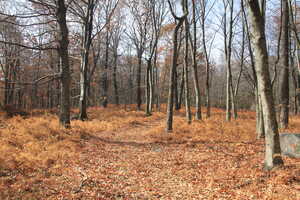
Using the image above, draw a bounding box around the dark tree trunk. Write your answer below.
[79,0,95,120]
[174,68,180,110]
[225,0,234,122]
[113,53,119,105]
[191,0,202,120]
[278,0,290,129]
[182,0,191,124]
[146,60,152,116]
[166,1,186,131]
[136,53,142,110]
[101,30,110,108]
[56,0,71,128]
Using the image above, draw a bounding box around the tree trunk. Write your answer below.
[278,0,290,129]
[146,60,152,116]
[248,0,283,170]
[166,7,185,131]
[225,0,234,121]
[113,52,119,105]
[56,0,71,128]
[191,0,202,120]
[257,92,265,139]
[136,52,142,110]
[182,0,191,124]
[174,68,180,110]
[79,0,95,120]
[101,30,110,108]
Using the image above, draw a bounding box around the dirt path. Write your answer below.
[1,109,299,199]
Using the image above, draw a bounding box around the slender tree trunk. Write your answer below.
[79,0,95,120]
[232,19,245,119]
[136,52,142,110]
[248,0,283,170]
[166,7,185,131]
[291,68,298,114]
[101,30,110,108]
[79,51,88,120]
[200,0,210,118]
[224,0,234,121]
[182,0,191,124]
[57,0,71,128]
[174,68,180,110]
[146,60,152,116]
[278,0,290,129]
[190,0,202,120]
[257,92,265,139]
[178,69,185,110]
[149,61,153,112]
[113,53,119,105]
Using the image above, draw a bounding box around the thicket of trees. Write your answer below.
[0,0,299,170]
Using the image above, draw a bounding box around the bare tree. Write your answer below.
[145,0,166,116]
[166,0,187,132]
[69,0,99,120]
[126,0,150,110]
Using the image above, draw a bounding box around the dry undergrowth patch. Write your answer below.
[0,105,299,199]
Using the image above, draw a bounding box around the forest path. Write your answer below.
[69,110,299,199]
[1,108,299,199]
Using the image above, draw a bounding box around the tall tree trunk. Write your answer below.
[288,0,300,113]
[113,52,119,105]
[101,30,110,108]
[79,0,95,120]
[200,0,210,118]
[149,61,153,113]
[190,0,202,120]
[146,60,152,116]
[278,0,290,129]
[182,0,191,124]
[248,0,283,170]
[174,69,180,110]
[224,0,234,121]
[136,52,142,110]
[178,71,184,110]
[56,0,71,128]
[242,0,264,137]
[166,0,185,131]
[232,19,245,119]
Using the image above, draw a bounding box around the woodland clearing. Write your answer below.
[0,106,299,199]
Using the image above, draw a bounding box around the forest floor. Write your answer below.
[0,105,299,199]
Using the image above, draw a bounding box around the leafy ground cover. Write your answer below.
[0,106,299,199]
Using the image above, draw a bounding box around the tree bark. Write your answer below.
[224,0,234,121]
[146,60,152,116]
[56,0,71,128]
[190,0,202,120]
[182,0,191,124]
[101,30,110,108]
[278,0,290,129]
[166,0,186,131]
[136,52,142,110]
[79,0,95,120]
[113,52,119,105]
[248,0,283,170]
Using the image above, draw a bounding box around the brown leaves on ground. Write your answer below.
[0,106,299,199]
